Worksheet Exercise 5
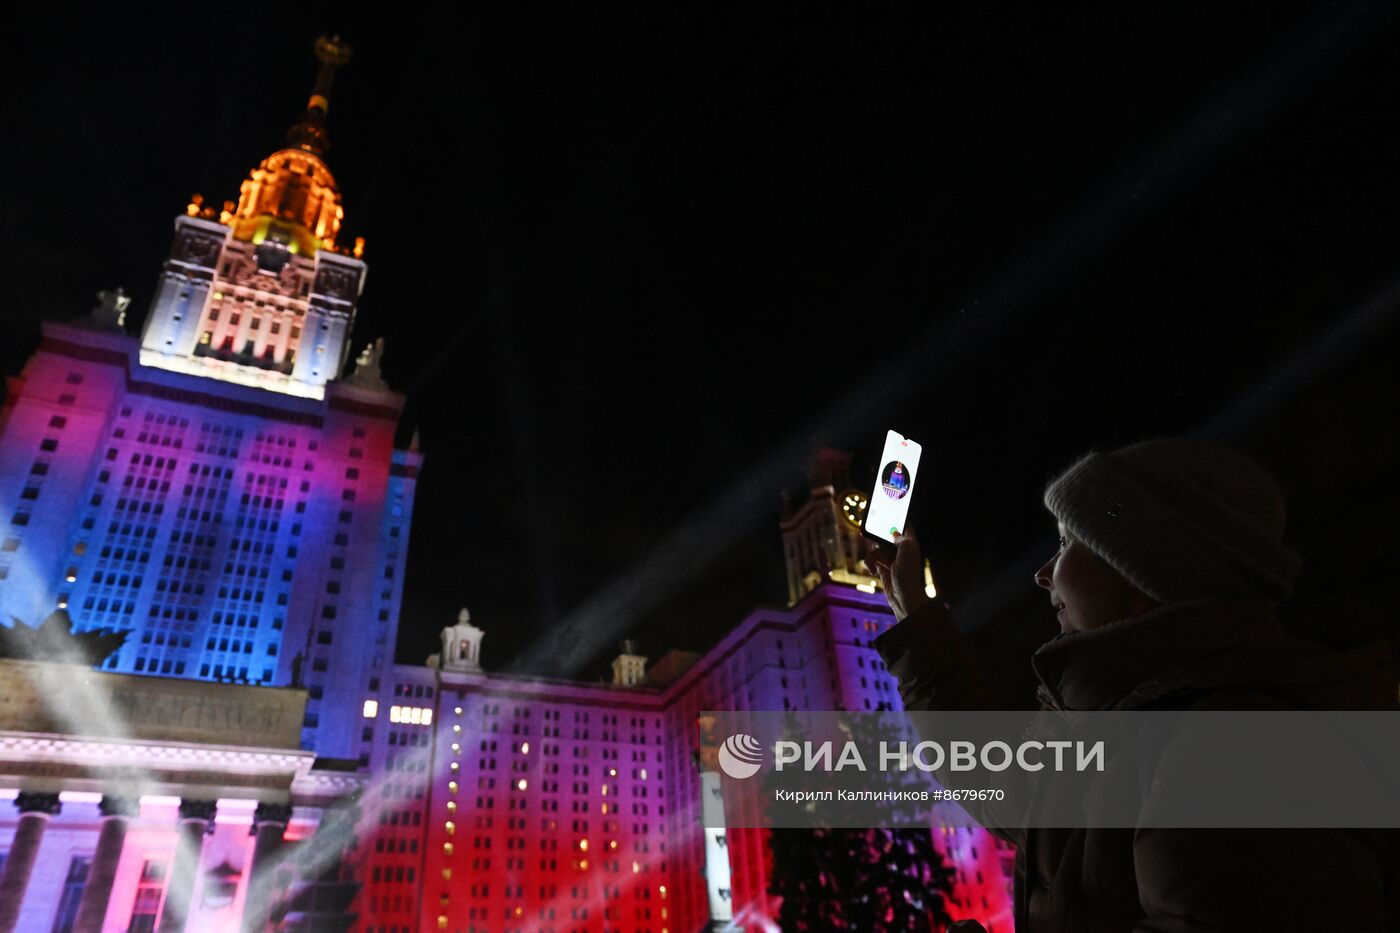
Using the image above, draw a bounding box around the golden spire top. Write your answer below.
[286,35,353,157]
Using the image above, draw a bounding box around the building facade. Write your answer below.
[0,655,362,933]
[0,37,419,761]
[346,576,1015,932]
[345,456,1012,933]
[0,39,1011,932]
[0,37,405,932]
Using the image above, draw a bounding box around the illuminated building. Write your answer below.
[0,36,405,932]
[0,653,360,933]
[347,458,1012,932]
[0,36,419,761]
[779,448,877,604]
[0,28,1008,928]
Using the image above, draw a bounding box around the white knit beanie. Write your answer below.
[1043,439,1301,605]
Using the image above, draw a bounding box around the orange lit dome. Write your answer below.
[229,36,352,258]
[231,149,344,256]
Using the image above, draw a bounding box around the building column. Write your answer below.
[242,802,293,933]
[71,795,140,933]
[156,798,217,933]
[0,792,62,933]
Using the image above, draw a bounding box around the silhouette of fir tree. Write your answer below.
[765,712,957,931]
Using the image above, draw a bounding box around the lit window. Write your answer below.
[362,700,378,718]
[517,779,527,791]
[389,704,433,726]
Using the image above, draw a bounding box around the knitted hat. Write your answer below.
[1042,440,1301,605]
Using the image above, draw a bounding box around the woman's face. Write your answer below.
[1034,524,1156,633]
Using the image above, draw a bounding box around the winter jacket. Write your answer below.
[874,598,1398,932]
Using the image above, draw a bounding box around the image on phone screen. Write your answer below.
[865,430,922,545]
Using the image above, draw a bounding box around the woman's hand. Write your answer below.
[863,526,933,621]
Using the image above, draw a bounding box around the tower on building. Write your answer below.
[611,638,647,686]
[780,447,879,604]
[0,37,421,759]
[436,608,485,673]
[139,36,363,400]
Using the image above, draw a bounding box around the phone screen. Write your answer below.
[865,430,922,545]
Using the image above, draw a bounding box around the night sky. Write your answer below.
[5,3,1399,688]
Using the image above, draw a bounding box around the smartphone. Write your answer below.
[861,429,922,546]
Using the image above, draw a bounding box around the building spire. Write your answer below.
[286,36,353,157]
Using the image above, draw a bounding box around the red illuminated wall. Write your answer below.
[351,584,1013,932]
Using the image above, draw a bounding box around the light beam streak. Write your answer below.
[511,0,1392,678]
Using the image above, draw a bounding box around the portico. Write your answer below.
[0,659,359,932]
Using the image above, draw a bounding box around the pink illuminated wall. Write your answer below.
[0,328,1005,933]
[350,583,1013,932]
[0,791,319,933]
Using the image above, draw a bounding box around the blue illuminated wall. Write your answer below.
[0,317,419,759]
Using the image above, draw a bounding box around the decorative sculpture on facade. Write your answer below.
[344,337,389,390]
[77,287,131,333]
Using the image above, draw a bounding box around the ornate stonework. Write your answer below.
[81,288,132,332]
[439,609,485,673]
[178,798,219,823]
[252,801,295,827]
[314,262,358,300]
[227,255,306,297]
[0,659,306,748]
[172,228,225,266]
[344,338,388,390]
[98,795,140,819]
[14,791,61,816]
